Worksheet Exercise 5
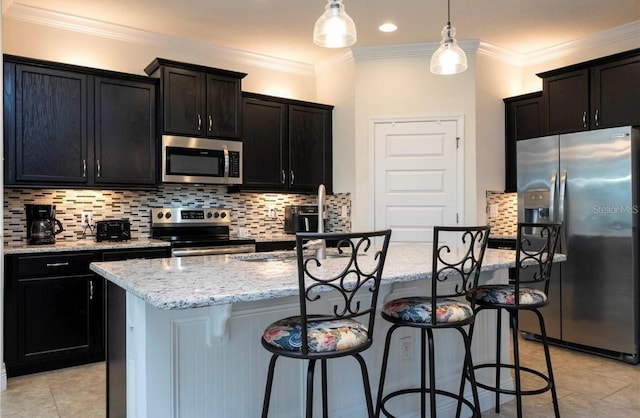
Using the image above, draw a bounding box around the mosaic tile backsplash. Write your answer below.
[486,191,518,237]
[3,186,351,244]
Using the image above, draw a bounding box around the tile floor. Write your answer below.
[0,337,638,417]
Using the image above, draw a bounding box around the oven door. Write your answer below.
[162,135,242,184]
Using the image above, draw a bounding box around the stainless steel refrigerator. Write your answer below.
[516,126,640,364]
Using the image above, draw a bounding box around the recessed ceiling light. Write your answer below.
[378,23,398,33]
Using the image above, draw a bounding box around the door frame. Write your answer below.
[368,115,466,231]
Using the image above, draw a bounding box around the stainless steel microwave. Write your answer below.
[161,135,242,185]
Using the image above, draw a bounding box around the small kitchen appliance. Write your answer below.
[25,204,64,245]
[95,219,131,242]
[151,207,255,257]
[284,205,328,233]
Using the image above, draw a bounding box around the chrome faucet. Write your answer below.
[316,184,326,260]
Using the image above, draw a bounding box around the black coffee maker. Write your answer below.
[25,204,64,245]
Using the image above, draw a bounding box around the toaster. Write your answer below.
[95,219,131,242]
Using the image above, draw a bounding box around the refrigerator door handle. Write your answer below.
[549,170,557,222]
[558,169,568,252]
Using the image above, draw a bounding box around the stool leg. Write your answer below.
[262,354,279,418]
[354,353,375,418]
[427,328,437,418]
[455,320,475,418]
[510,310,523,418]
[420,328,428,417]
[534,309,560,418]
[321,359,328,418]
[307,359,317,418]
[495,308,502,413]
[460,327,481,417]
[376,323,399,418]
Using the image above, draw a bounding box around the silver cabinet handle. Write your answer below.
[46,262,69,267]
[281,170,286,184]
[290,170,294,185]
[208,115,213,132]
[582,111,587,128]
[89,280,94,300]
[97,159,101,178]
[595,109,599,127]
[197,114,202,131]
[82,159,87,178]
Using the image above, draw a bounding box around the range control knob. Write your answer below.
[165,212,172,219]
[214,212,220,218]
[206,211,213,219]
[220,212,227,218]
[157,212,163,219]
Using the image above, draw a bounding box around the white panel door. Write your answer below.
[373,118,461,243]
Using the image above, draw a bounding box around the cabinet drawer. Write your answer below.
[17,253,97,278]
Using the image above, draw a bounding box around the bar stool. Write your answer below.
[467,222,562,417]
[376,225,491,418]
[260,229,392,418]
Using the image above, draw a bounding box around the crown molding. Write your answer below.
[4,2,639,75]
[352,40,481,61]
[3,2,316,76]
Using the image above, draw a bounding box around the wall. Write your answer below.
[475,54,523,224]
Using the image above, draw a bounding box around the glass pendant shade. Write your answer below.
[430,23,467,75]
[313,0,357,48]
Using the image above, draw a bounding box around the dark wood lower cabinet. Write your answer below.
[3,247,171,379]
[4,252,104,377]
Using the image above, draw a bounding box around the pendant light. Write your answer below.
[430,0,467,75]
[313,0,357,48]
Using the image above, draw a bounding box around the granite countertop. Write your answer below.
[90,244,566,311]
[3,238,170,254]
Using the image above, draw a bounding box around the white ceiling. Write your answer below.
[4,0,640,65]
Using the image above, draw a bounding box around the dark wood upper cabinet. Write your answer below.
[4,54,158,189]
[542,69,589,134]
[94,77,156,185]
[242,97,287,190]
[539,48,640,135]
[145,58,246,139]
[8,64,89,184]
[240,92,333,193]
[590,54,640,129]
[503,91,543,192]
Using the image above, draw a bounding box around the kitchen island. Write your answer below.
[90,244,561,418]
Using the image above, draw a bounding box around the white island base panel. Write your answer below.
[124,269,515,418]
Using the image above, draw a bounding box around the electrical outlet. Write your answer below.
[267,206,276,219]
[400,336,412,361]
[81,211,93,227]
[341,205,348,218]
[488,204,499,218]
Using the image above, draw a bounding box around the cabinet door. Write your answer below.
[206,74,242,138]
[242,98,287,190]
[288,105,332,192]
[543,69,589,134]
[14,65,89,183]
[94,77,157,185]
[591,55,640,129]
[504,92,543,192]
[162,67,205,136]
[17,274,103,364]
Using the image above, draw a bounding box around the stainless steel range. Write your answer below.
[151,207,255,257]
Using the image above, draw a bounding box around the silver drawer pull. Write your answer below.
[89,280,94,300]
[46,262,70,267]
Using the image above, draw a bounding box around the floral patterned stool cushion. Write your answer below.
[262,317,369,353]
[382,297,473,324]
[472,285,547,307]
